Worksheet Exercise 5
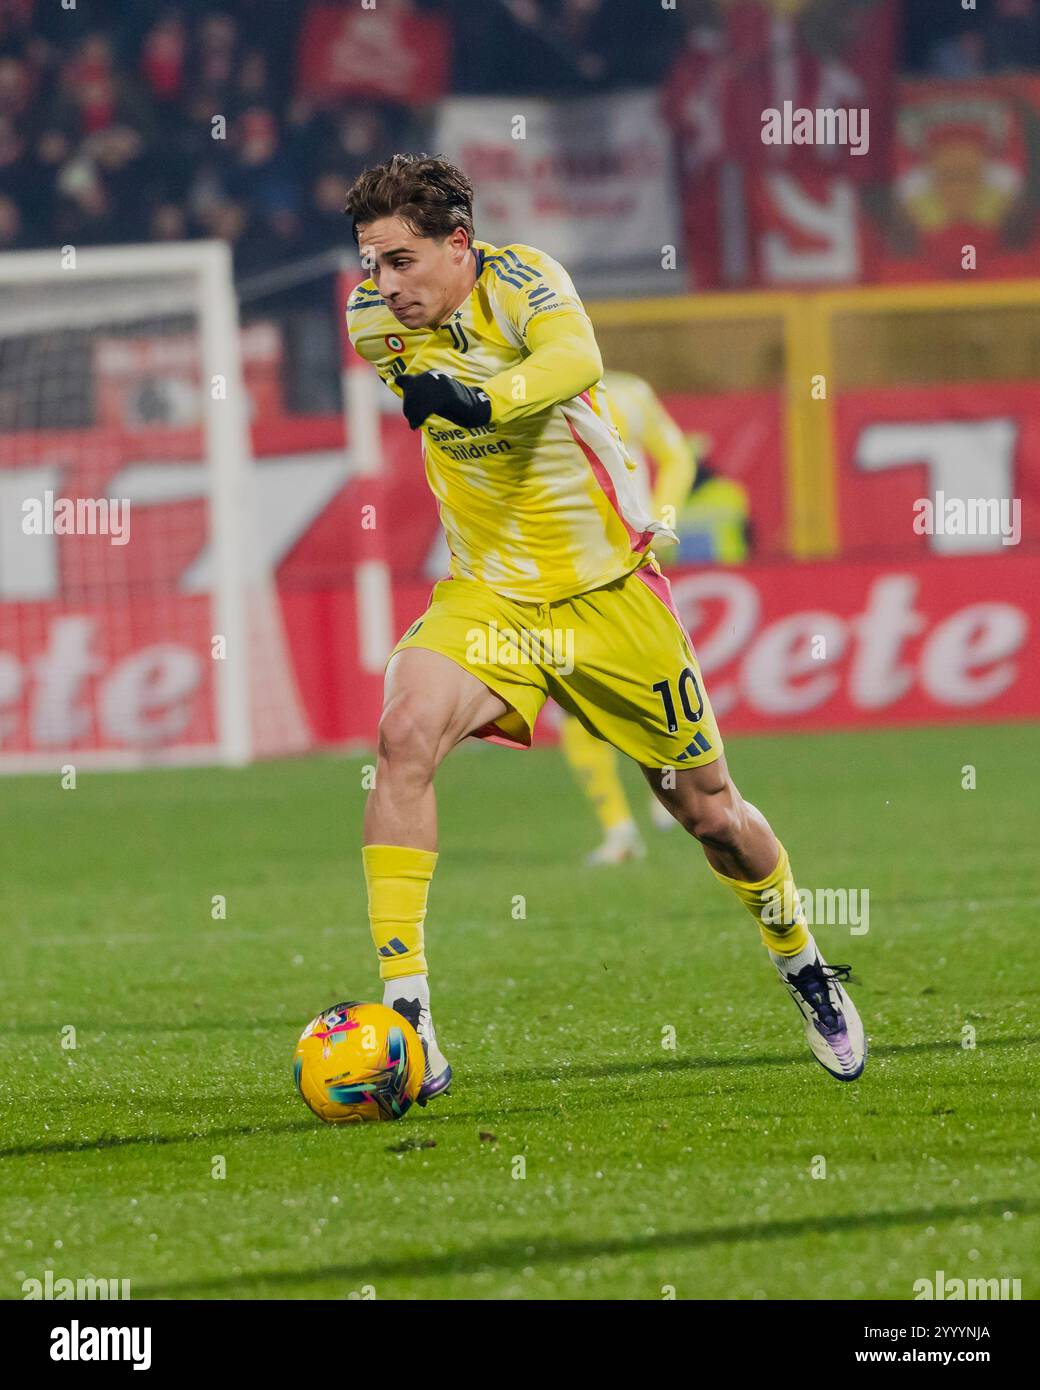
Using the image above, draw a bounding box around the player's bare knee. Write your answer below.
[377,694,440,780]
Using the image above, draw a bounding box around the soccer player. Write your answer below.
[559,369,696,865]
[344,154,866,1100]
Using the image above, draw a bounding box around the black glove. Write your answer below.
[398,371,492,431]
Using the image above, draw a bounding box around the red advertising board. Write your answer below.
[0,597,216,755]
[664,555,1037,733]
[6,552,1030,756]
[836,382,1040,560]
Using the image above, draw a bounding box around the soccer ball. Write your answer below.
[292,1001,424,1124]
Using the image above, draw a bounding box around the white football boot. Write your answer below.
[585,819,646,866]
[384,976,452,1103]
[649,796,677,832]
[772,942,866,1081]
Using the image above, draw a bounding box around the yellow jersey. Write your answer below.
[603,370,697,527]
[346,239,673,603]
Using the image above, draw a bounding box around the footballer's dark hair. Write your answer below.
[344,153,475,246]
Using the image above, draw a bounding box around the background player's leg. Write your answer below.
[364,647,510,1099]
[558,711,644,864]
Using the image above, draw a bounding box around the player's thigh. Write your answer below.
[549,562,723,770]
[381,646,509,767]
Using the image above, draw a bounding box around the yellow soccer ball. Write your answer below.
[292,1001,425,1124]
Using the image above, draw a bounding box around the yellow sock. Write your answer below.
[362,844,438,980]
[559,714,632,832]
[710,842,809,956]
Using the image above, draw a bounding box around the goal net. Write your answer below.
[0,241,311,772]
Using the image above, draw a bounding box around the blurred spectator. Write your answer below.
[150,201,188,242]
[55,32,155,140]
[190,12,239,104]
[451,0,673,95]
[140,9,187,105]
[23,126,69,241]
[225,107,300,226]
[307,105,398,185]
[985,0,1040,72]
[55,178,121,247]
[927,31,988,80]
[237,49,273,108]
[0,193,21,249]
[264,204,306,263]
[63,34,117,133]
[922,0,1040,76]
[88,124,158,240]
[0,115,31,206]
[307,169,355,253]
[0,55,32,121]
[201,196,281,276]
[0,1,35,58]
[171,88,232,195]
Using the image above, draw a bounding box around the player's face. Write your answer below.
[357,217,471,330]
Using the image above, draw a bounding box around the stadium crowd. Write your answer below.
[0,0,1037,273]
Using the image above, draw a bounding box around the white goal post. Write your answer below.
[0,240,311,771]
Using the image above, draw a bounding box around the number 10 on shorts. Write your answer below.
[652,667,705,733]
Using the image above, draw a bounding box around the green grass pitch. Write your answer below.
[1,723,1037,1301]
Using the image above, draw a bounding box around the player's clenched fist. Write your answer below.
[398,370,492,431]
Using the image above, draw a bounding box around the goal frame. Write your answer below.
[0,240,252,770]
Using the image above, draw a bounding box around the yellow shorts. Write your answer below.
[390,558,723,770]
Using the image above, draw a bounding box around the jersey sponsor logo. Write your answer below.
[521,305,563,334]
[527,284,555,306]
